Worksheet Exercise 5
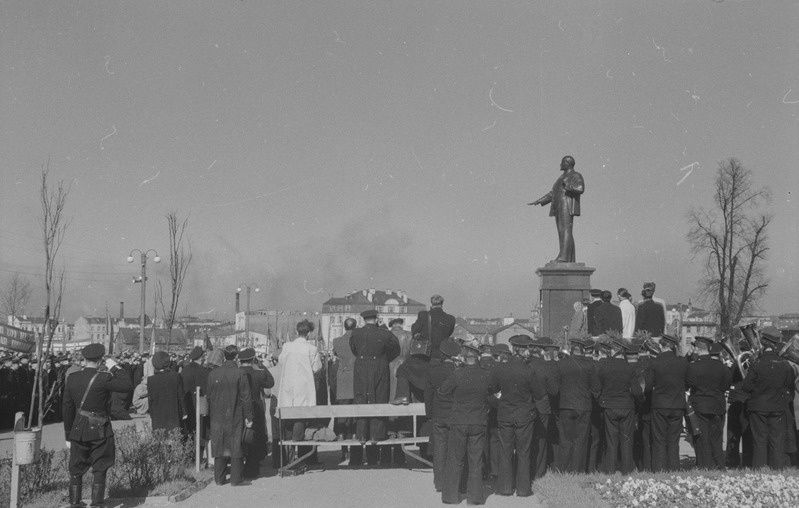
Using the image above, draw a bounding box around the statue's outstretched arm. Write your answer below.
[528,191,552,206]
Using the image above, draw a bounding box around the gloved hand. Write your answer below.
[104,357,118,370]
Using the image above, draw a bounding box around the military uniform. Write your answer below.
[527,354,560,480]
[488,355,543,497]
[439,357,491,505]
[424,339,459,492]
[62,344,132,507]
[239,348,275,478]
[592,351,637,474]
[556,343,595,472]
[686,349,732,469]
[647,338,688,472]
[743,347,795,469]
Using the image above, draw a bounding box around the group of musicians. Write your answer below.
[421,321,797,504]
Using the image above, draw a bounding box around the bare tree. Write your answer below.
[1,273,33,321]
[687,158,772,337]
[29,162,70,428]
[163,211,192,343]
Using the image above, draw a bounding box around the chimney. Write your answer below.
[235,292,240,314]
[119,302,124,320]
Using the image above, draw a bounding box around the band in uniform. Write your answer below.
[527,336,560,480]
[62,343,132,508]
[424,338,460,492]
[647,334,688,471]
[556,338,595,473]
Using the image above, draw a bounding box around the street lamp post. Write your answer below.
[237,283,259,348]
[128,249,160,354]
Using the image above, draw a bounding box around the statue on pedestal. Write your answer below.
[528,155,585,263]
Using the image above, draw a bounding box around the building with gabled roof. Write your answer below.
[114,328,190,353]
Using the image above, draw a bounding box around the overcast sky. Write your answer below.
[1,1,797,322]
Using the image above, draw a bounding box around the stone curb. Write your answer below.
[168,477,214,503]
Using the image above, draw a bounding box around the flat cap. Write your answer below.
[224,344,239,356]
[439,338,461,358]
[534,336,556,348]
[82,343,105,361]
[709,343,724,356]
[509,334,533,348]
[462,341,481,355]
[152,351,171,370]
[238,348,256,361]
[360,309,378,319]
[206,349,225,367]
[188,346,205,361]
[589,289,603,297]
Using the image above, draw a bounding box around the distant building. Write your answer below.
[321,289,426,345]
[665,304,718,340]
[452,316,539,347]
[114,328,190,353]
[7,315,71,344]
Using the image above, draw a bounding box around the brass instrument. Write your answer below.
[779,335,799,367]
[719,334,754,378]
[739,323,763,356]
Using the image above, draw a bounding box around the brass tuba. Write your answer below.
[719,334,754,378]
[739,323,763,356]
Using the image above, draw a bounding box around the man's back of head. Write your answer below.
[430,294,444,307]
[344,317,357,331]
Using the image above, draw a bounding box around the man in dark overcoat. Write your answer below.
[556,338,595,472]
[647,334,688,471]
[594,291,623,335]
[180,346,210,441]
[349,309,400,446]
[331,318,360,463]
[489,335,544,497]
[527,337,561,480]
[743,327,796,469]
[238,347,275,478]
[424,339,460,492]
[391,294,456,405]
[592,339,637,474]
[147,351,187,432]
[635,287,665,337]
[62,343,132,507]
[207,345,254,486]
[686,337,732,469]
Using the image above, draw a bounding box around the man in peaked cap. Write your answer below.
[438,338,492,504]
[591,336,637,474]
[686,336,731,469]
[181,346,211,464]
[648,333,688,472]
[424,338,461,492]
[556,337,595,472]
[743,326,795,469]
[488,334,544,497]
[350,309,400,449]
[238,347,274,478]
[527,336,560,480]
[63,343,132,507]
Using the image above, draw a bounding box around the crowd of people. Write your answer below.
[4,285,799,507]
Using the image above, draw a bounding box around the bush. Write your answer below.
[1,424,199,507]
[107,424,195,497]
[0,448,70,508]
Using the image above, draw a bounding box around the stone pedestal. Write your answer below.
[536,262,595,345]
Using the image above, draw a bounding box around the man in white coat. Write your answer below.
[277,319,322,446]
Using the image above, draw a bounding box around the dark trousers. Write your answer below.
[355,416,387,442]
[442,424,485,505]
[652,408,684,471]
[486,421,500,477]
[68,436,116,477]
[431,418,450,491]
[601,408,635,474]
[497,420,533,497]
[214,457,243,485]
[634,416,652,471]
[726,402,753,468]
[694,412,725,469]
[335,399,363,464]
[557,409,590,472]
[749,411,787,469]
[532,414,552,480]
[587,407,603,472]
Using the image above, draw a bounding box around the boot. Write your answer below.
[90,482,105,507]
[68,482,86,508]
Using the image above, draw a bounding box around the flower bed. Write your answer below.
[595,472,799,508]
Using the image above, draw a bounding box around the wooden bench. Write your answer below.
[277,403,431,476]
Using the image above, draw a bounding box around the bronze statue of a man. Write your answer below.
[528,155,585,263]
